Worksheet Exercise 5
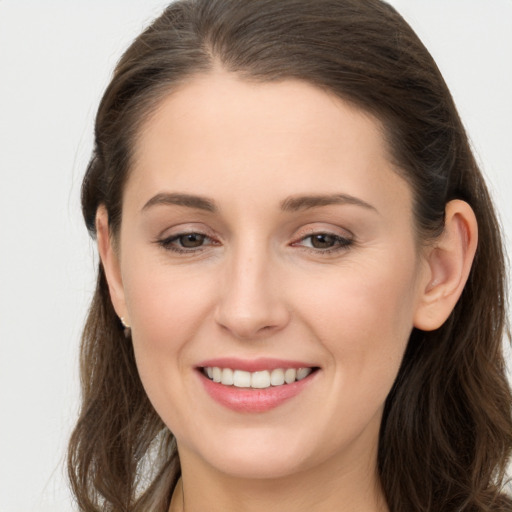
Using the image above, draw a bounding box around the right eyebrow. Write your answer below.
[280,193,378,214]
[141,192,217,213]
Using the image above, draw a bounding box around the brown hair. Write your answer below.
[69,1,512,510]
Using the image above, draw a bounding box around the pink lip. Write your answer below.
[197,357,314,372]
[196,362,318,413]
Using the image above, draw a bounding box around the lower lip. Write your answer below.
[198,370,317,413]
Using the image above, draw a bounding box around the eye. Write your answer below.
[176,233,207,248]
[293,232,353,253]
[308,233,342,249]
[158,232,216,252]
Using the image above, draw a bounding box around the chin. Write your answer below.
[207,452,309,480]
[181,428,314,480]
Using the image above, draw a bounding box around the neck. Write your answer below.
[170,443,388,512]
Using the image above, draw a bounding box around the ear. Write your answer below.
[414,200,478,331]
[96,205,129,325]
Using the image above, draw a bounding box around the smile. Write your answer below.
[202,367,313,389]
[197,358,320,412]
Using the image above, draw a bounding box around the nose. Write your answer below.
[214,249,290,340]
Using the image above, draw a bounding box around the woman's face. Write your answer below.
[108,72,430,480]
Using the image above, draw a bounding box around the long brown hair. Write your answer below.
[68,1,512,510]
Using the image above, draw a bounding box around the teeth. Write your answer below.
[270,368,285,386]
[221,368,234,385]
[233,370,251,388]
[251,371,270,389]
[203,366,314,389]
[212,367,222,383]
[296,367,312,380]
[284,368,296,384]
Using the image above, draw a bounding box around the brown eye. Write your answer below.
[178,233,206,248]
[309,233,337,249]
[292,232,353,254]
[158,232,213,252]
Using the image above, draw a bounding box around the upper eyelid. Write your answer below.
[156,232,218,254]
[157,233,352,256]
[160,231,217,245]
[155,224,354,245]
[291,233,353,248]
[163,230,212,239]
[291,225,354,241]
[296,232,351,241]
[157,223,217,239]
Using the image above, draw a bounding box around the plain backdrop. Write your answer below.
[0,1,511,511]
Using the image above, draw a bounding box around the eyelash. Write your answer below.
[156,231,353,255]
[292,232,353,254]
[157,232,218,254]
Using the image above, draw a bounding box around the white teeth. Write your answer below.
[233,370,252,388]
[296,367,312,381]
[204,366,314,388]
[270,368,285,386]
[212,367,222,383]
[284,368,297,384]
[251,370,271,389]
[221,368,234,386]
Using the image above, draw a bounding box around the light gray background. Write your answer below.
[1,1,511,511]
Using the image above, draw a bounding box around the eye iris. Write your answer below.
[179,233,205,248]
[311,234,336,249]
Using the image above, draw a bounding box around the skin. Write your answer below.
[97,71,477,512]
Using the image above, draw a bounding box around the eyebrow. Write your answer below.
[141,192,377,214]
[280,194,378,213]
[142,192,217,213]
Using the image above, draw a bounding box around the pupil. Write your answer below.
[312,234,335,249]
[180,233,205,248]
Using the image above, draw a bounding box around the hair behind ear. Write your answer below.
[379,192,512,510]
[67,265,180,511]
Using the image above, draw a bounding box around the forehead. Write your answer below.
[127,71,412,220]
[133,71,388,165]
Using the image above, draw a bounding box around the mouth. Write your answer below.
[201,366,317,389]
[196,358,320,412]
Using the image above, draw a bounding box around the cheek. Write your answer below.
[120,253,217,394]
[119,258,220,437]
[123,253,213,341]
[296,253,419,392]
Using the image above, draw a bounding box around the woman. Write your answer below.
[68,0,512,510]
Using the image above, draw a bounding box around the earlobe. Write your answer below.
[413,200,478,331]
[96,205,129,324]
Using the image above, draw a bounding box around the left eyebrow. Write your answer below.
[141,192,217,213]
[280,194,378,214]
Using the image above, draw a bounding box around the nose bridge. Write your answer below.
[215,239,289,339]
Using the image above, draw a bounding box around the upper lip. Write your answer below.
[197,357,318,373]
